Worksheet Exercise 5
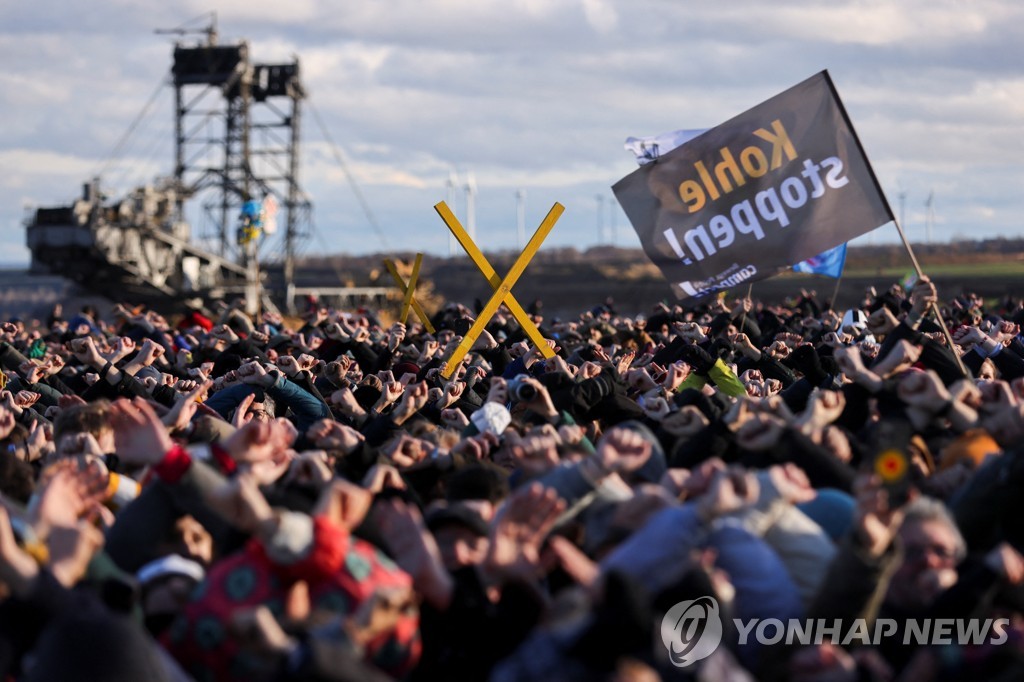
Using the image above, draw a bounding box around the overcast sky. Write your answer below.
[2,0,1023,266]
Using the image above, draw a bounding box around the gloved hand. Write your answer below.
[787,345,829,386]
[678,343,716,376]
[710,338,734,360]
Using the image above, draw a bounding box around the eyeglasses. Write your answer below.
[902,543,959,563]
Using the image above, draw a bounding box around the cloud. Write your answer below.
[582,0,618,34]
[2,0,1023,266]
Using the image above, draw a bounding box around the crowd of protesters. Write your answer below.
[0,277,1022,681]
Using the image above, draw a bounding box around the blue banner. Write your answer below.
[793,243,847,278]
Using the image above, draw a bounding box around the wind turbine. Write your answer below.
[464,171,477,242]
[924,191,935,244]
[608,194,617,245]
[898,188,908,235]
[516,189,526,250]
[446,170,458,256]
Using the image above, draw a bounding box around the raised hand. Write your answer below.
[471,329,497,351]
[362,463,406,493]
[25,421,54,463]
[388,322,406,351]
[163,380,212,433]
[775,332,804,349]
[740,368,764,386]
[13,390,40,409]
[56,431,106,459]
[383,434,431,469]
[307,419,365,453]
[822,331,851,349]
[46,519,105,588]
[108,397,176,466]
[731,332,761,361]
[327,386,365,422]
[1011,377,1024,403]
[909,276,938,317]
[225,418,296,467]
[662,361,690,391]
[486,376,508,405]
[735,412,787,451]
[984,542,1024,586]
[796,389,846,431]
[452,432,500,462]
[485,482,565,583]
[544,535,599,588]
[17,361,44,385]
[508,433,559,476]
[994,321,1021,347]
[237,360,266,386]
[417,338,440,364]
[828,338,857,368]
[662,405,710,438]
[696,467,760,522]
[571,361,597,381]
[767,340,791,360]
[374,380,405,412]
[435,380,465,410]
[615,349,637,376]
[441,407,470,430]
[211,324,240,345]
[276,354,301,377]
[977,380,1018,415]
[723,397,756,432]
[282,450,334,488]
[392,381,430,425]
[866,307,898,337]
[641,394,672,422]
[131,338,166,369]
[674,322,708,344]
[800,316,823,332]
[374,498,453,608]
[204,471,275,535]
[313,478,373,531]
[595,426,652,474]
[231,606,296,659]
[626,367,658,393]
[30,461,107,541]
[527,339,559,365]
[852,475,910,558]
[324,322,351,342]
[952,325,986,351]
[732,297,753,317]
[767,463,816,504]
[873,340,923,377]
[897,370,953,414]
[68,336,104,367]
[325,357,352,385]
[41,354,65,377]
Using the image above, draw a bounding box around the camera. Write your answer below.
[508,374,537,401]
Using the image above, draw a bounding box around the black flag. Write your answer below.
[613,71,893,300]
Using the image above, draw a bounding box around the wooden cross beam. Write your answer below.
[382,254,435,333]
[434,200,562,378]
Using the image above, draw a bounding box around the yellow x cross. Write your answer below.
[382,254,436,333]
[434,201,562,379]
